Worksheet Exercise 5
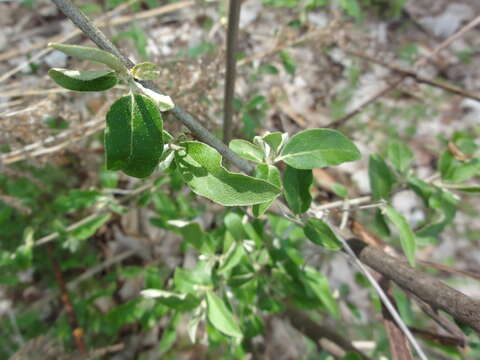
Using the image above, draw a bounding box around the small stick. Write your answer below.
[332,14,480,127]
[223,0,242,144]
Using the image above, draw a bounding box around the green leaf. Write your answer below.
[158,312,181,354]
[105,94,164,178]
[174,261,213,293]
[14,227,35,269]
[368,154,395,200]
[54,189,101,213]
[279,50,296,75]
[252,164,282,216]
[167,220,215,255]
[439,151,480,183]
[187,307,203,343]
[48,68,118,92]
[64,213,111,252]
[48,42,128,74]
[218,243,246,275]
[206,291,242,339]
[263,131,287,156]
[441,183,480,193]
[175,141,281,206]
[331,183,348,198]
[278,129,360,169]
[303,218,342,250]
[387,140,413,173]
[134,82,175,112]
[229,139,264,163]
[130,62,159,80]
[224,213,247,241]
[339,0,362,21]
[341,352,363,360]
[283,165,312,214]
[140,289,201,311]
[407,176,457,237]
[303,267,340,318]
[383,205,416,266]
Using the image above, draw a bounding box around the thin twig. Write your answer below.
[223,0,242,144]
[331,14,480,127]
[329,76,404,128]
[0,102,108,165]
[327,230,428,360]
[313,195,372,211]
[344,49,480,102]
[0,1,193,83]
[416,14,480,67]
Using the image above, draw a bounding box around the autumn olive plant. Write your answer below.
[46,41,413,347]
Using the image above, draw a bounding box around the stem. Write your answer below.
[223,0,242,144]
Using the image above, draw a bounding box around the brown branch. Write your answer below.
[416,14,480,67]
[378,277,414,360]
[285,307,372,360]
[409,327,466,348]
[347,239,480,334]
[329,76,404,128]
[345,49,480,102]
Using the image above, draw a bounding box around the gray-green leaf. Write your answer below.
[206,291,242,338]
[140,289,200,311]
[49,42,128,75]
[383,205,416,267]
[105,94,163,178]
[283,165,312,214]
[369,154,395,200]
[229,139,264,163]
[387,140,413,173]
[175,142,280,206]
[304,218,342,250]
[278,129,360,169]
[131,61,160,80]
[64,214,111,252]
[252,164,282,216]
[439,151,480,183]
[303,267,340,318]
[48,68,118,92]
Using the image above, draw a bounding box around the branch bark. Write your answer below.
[285,307,371,360]
[347,239,480,334]
[223,0,242,144]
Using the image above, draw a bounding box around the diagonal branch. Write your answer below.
[348,238,480,334]
[50,0,253,174]
[285,307,372,360]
